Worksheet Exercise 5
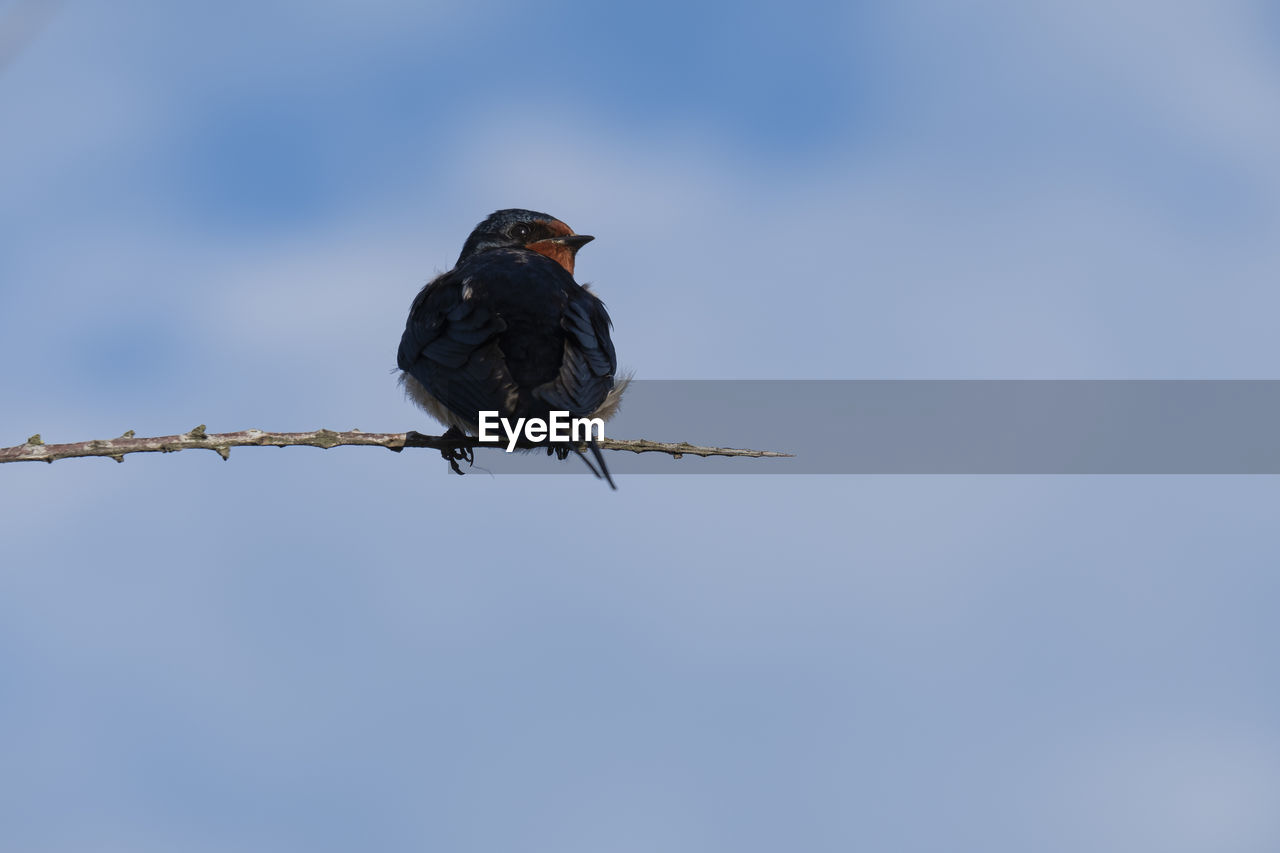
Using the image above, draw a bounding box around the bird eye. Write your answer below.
[509,223,533,240]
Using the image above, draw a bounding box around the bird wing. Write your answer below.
[397,269,516,426]
[532,289,618,416]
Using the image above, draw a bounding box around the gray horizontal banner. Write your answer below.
[453,380,1280,475]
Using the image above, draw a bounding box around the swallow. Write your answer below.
[397,208,627,487]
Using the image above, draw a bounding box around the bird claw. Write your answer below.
[440,426,474,475]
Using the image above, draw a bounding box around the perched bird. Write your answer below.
[398,208,627,487]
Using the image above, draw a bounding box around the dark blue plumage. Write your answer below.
[398,209,625,486]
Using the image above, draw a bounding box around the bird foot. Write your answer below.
[439,426,474,475]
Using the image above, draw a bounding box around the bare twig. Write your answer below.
[0,427,791,465]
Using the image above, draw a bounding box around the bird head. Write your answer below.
[456,208,594,275]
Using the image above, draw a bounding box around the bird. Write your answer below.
[397,208,627,488]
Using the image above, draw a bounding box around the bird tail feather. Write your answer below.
[575,439,616,490]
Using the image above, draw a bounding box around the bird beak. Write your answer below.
[540,234,594,251]
[525,232,594,275]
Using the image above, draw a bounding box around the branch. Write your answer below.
[0,427,791,465]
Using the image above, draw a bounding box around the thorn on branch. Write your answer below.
[187,425,207,440]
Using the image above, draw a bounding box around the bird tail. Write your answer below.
[575,438,616,490]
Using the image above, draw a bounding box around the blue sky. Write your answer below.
[3,1,1280,850]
